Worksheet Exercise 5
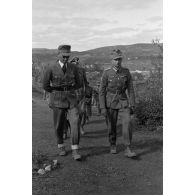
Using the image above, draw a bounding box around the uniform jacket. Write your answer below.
[76,66,88,101]
[42,61,80,108]
[78,67,88,87]
[85,85,93,104]
[99,66,135,109]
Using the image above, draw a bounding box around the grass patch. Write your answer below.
[32,150,49,170]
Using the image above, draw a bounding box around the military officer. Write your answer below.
[70,57,88,100]
[42,45,82,160]
[70,57,88,135]
[92,86,101,115]
[85,83,93,122]
[99,49,137,158]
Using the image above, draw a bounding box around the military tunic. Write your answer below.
[99,66,136,146]
[99,66,135,109]
[43,61,80,108]
[43,61,81,146]
[76,66,88,101]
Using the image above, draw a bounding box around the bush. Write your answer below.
[135,73,163,128]
[135,92,163,127]
[134,39,163,129]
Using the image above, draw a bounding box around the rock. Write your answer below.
[37,169,46,175]
[53,160,58,166]
[45,165,52,172]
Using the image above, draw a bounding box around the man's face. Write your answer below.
[58,53,69,64]
[112,58,122,67]
[72,61,79,65]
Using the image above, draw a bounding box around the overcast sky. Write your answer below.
[32,0,162,51]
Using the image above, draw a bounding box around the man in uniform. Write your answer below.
[70,57,88,135]
[42,45,82,160]
[70,57,88,100]
[99,49,137,158]
[85,83,93,122]
[92,85,101,115]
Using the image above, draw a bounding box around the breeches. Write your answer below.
[106,108,135,146]
[52,107,80,145]
[78,100,87,128]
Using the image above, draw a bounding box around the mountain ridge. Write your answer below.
[32,43,163,71]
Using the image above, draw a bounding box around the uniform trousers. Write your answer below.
[106,108,135,146]
[78,98,87,128]
[52,107,80,146]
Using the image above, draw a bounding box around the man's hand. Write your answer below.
[101,108,107,117]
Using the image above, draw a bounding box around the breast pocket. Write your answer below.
[108,75,114,82]
[108,76,117,86]
[64,73,76,86]
[53,74,62,85]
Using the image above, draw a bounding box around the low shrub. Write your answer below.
[135,77,163,129]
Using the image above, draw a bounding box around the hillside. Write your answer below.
[32,43,162,71]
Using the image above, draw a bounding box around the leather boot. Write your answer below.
[110,145,117,154]
[124,147,136,158]
[72,149,81,160]
[58,146,66,156]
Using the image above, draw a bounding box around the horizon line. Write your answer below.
[32,42,163,52]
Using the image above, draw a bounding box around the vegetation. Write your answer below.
[135,39,163,129]
[32,150,49,171]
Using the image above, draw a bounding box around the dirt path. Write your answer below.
[32,93,163,195]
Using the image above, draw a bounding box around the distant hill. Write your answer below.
[32,43,163,71]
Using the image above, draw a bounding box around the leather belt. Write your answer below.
[52,86,73,91]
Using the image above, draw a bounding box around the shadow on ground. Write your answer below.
[84,124,122,139]
[87,118,106,125]
[80,136,162,161]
